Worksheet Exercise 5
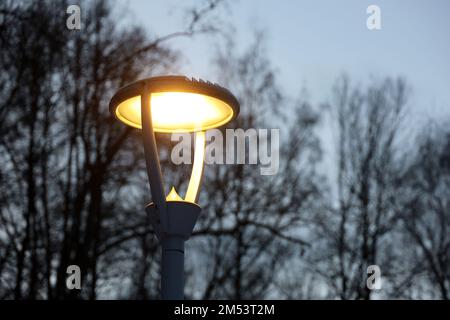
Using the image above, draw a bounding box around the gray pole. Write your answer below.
[146,201,200,300]
[161,236,185,299]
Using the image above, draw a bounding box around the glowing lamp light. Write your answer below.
[109,76,239,300]
[115,92,234,133]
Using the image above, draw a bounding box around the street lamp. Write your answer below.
[109,76,239,299]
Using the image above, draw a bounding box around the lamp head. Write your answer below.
[109,76,239,132]
[109,76,239,205]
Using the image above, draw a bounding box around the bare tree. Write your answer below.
[397,125,450,299]
[308,76,408,299]
[181,34,323,299]
[1,0,447,301]
[0,0,226,299]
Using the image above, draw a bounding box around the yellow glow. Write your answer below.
[166,187,183,202]
[185,132,206,203]
[115,92,234,133]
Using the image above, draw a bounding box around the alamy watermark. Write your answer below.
[367,265,382,290]
[66,265,81,290]
[66,5,81,30]
[171,128,280,176]
[65,4,381,31]
[366,5,381,30]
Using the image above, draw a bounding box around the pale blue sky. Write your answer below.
[123,0,450,122]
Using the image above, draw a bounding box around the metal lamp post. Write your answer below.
[109,76,239,299]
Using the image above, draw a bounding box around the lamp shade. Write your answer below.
[109,76,239,133]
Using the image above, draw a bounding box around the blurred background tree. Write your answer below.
[0,0,448,300]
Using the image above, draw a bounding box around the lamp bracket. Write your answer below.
[146,201,201,241]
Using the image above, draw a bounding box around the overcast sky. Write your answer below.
[124,0,450,122]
